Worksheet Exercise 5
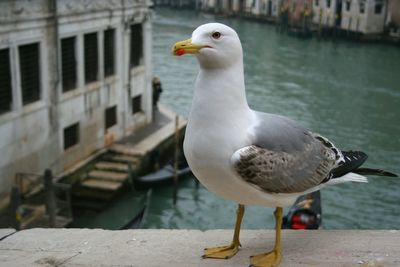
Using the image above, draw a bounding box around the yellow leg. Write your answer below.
[203,204,245,259]
[250,207,283,267]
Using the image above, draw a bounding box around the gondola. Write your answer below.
[282,190,322,229]
[135,160,191,187]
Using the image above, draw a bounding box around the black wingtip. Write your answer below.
[328,150,398,181]
[331,151,368,178]
[354,167,398,178]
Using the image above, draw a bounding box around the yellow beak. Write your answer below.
[172,38,207,56]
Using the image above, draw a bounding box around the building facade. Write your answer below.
[312,0,340,27]
[0,0,153,194]
[287,0,313,27]
[250,0,280,18]
[341,0,387,34]
[386,0,400,38]
[201,0,236,14]
[312,0,388,34]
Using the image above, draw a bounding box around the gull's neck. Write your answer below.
[192,62,250,119]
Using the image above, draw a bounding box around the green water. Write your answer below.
[150,7,400,229]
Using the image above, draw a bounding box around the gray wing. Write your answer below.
[231,112,338,193]
[252,112,314,152]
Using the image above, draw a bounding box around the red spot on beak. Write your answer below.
[176,48,185,56]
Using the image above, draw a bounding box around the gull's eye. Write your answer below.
[212,32,221,39]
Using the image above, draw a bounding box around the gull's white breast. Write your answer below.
[183,109,298,207]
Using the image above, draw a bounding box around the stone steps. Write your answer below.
[103,154,141,165]
[80,179,123,191]
[75,157,135,200]
[88,170,128,182]
[95,162,129,172]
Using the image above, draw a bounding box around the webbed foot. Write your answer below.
[203,242,241,259]
[250,248,282,267]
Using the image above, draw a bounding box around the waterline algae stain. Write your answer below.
[150,7,400,230]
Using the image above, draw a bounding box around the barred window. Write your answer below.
[326,0,331,8]
[359,1,365,13]
[105,106,117,129]
[132,95,142,114]
[0,48,13,114]
[84,32,98,84]
[374,2,382,14]
[130,24,143,68]
[345,1,350,11]
[63,123,79,150]
[19,43,40,105]
[104,29,115,77]
[61,37,77,92]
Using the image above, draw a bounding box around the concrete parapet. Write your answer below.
[0,229,399,266]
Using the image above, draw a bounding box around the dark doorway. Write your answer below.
[267,0,272,16]
[335,0,343,27]
[239,0,245,13]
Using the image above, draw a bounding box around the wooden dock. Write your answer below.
[66,105,187,206]
[0,229,399,266]
[1,105,187,230]
[109,105,186,157]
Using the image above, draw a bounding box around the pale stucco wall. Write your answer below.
[0,0,153,194]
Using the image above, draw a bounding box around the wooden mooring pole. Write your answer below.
[10,186,21,231]
[44,169,56,227]
[128,162,136,192]
[317,8,323,40]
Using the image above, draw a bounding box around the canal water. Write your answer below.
[149,7,400,229]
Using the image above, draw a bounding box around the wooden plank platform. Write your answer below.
[130,115,186,156]
[88,170,127,182]
[103,154,141,165]
[109,105,187,157]
[81,179,122,191]
[108,144,143,157]
[94,162,129,172]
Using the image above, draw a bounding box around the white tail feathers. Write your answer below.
[326,172,368,186]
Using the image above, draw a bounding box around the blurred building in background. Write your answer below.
[249,0,280,19]
[178,0,399,39]
[314,0,387,34]
[0,0,153,195]
[287,0,313,28]
[386,0,400,38]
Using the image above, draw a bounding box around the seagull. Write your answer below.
[172,23,397,267]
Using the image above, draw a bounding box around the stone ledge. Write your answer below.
[0,229,399,266]
[0,228,15,240]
